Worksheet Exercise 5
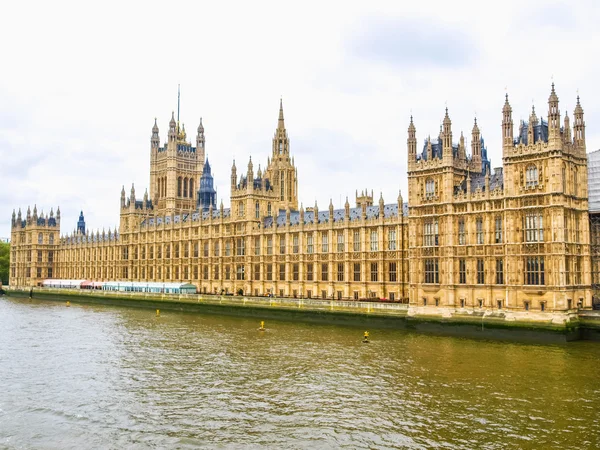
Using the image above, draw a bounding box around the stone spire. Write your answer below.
[471,118,481,170]
[502,93,513,151]
[196,117,205,153]
[278,97,285,129]
[573,94,585,150]
[151,118,160,149]
[548,83,560,141]
[407,115,417,165]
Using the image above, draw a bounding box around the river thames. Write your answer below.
[1,296,599,449]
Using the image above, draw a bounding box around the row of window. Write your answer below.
[62,230,401,262]
[424,257,544,285]
[423,213,545,246]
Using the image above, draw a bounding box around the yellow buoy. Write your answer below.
[362,331,369,343]
[156,309,160,317]
[66,301,70,307]
[258,320,265,331]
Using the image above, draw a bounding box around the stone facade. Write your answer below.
[9,86,593,310]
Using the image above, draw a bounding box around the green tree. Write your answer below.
[0,241,9,285]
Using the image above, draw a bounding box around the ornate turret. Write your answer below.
[77,211,86,235]
[11,210,16,227]
[442,108,452,151]
[56,207,60,221]
[33,205,38,221]
[196,118,205,148]
[459,131,466,161]
[26,206,31,223]
[231,160,237,190]
[344,196,350,218]
[247,156,254,185]
[563,112,571,144]
[151,118,160,149]
[573,95,585,150]
[329,198,334,217]
[548,83,560,142]
[130,183,136,205]
[502,93,513,151]
[379,192,384,212]
[121,186,126,208]
[198,157,217,212]
[300,203,305,223]
[17,208,22,225]
[273,98,289,156]
[471,118,481,170]
[313,201,319,224]
[407,116,417,165]
[527,106,538,145]
[168,111,177,142]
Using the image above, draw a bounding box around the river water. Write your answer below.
[0,296,599,449]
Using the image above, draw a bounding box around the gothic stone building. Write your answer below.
[9,86,593,311]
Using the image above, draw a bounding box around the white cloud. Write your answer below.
[1,0,598,238]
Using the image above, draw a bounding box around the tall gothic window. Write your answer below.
[496,259,504,284]
[425,178,435,199]
[279,236,286,254]
[280,173,284,200]
[477,259,485,284]
[524,213,544,242]
[424,221,439,247]
[526,165,538,188]
[459,259,466,284]
[370,230,378,251]
[255,201,260,219]
[389,262,397,282]
[353,230,360,251]
[307,234,314,254]
[353,263,361,281]
[476,218,484,245]
[267,203,272,216]
[525,256,545,285]
[337,232,344,252]
[424,259,439,284]
[322,233,329,252]
[495,216,502,243]
[388,229,397,250]
[458,219,466,245]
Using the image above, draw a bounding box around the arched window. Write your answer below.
[189,179,194,199]
[573,168,578,196]
[183,177,188,197]
[425,178,435,199]
[562,165,566,193]
[526,165,538,188]
[267,202,272,216]
[255,201,260,219]
[177,177,182,197]
[49,233,54,245]
[280,173,285,200]
[38,233,43,244]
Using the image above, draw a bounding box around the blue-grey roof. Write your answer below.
[454,168,504,195]
[263,203,408,228]
[143,207,231,227]
[515,119,549,145]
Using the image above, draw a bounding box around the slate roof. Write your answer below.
[263,203,408,228]
[515,119,549,145]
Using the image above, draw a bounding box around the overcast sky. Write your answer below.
[1,0,599,239]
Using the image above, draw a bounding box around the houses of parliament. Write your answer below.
[9,85,594,311]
